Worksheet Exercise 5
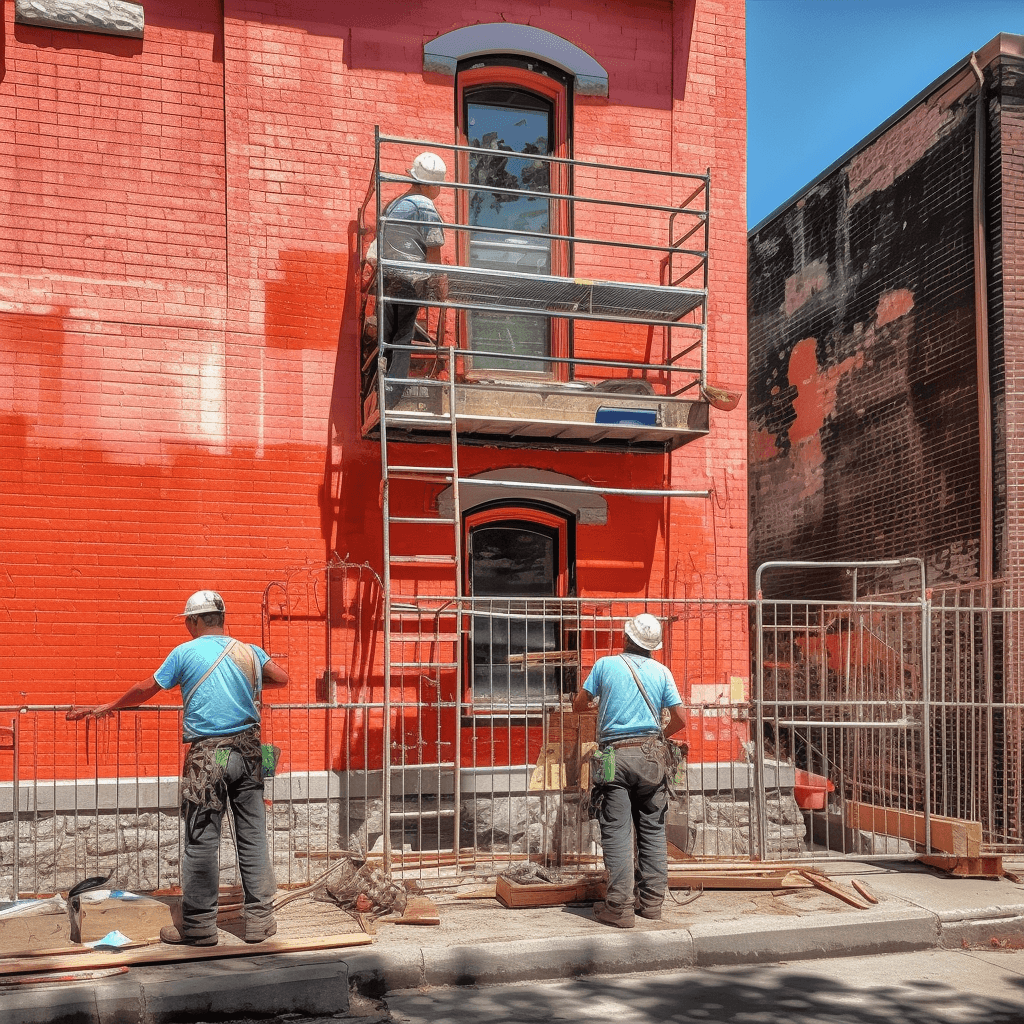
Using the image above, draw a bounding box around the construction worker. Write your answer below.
[573,613,687,928]
[68,590,288,946]
[378,151,448,401]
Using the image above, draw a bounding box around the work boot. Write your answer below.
[637,903,662,921]
[243,916,278,943]
[592,901,635,929]
[159,925,217,947]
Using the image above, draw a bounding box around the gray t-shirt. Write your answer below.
[381,193,445,282]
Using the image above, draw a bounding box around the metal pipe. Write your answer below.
[453,477,710,499]
[969,54,994,587]
[378,131,711,184]
[379,341,704,373]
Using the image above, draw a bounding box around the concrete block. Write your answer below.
[0,973,142,1024]
[419,931,695,988]
[139,954,349,1022]
[688,907,938,966]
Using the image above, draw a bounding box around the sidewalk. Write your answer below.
[4,858,1024,1023]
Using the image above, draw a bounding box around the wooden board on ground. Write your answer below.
[393,896,440,925]
[846,801,982,858]
[852,879,879,904]
[454,886,498,900]
[0,932,373,977]
[917,854,1004,879]
[496,875,606,908]
[79,896,175,943]
[668,870,812,890]
[0,910,70,956]
[799,870,870,909]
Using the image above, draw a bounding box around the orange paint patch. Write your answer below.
[787,336,864,445]
[876,288,915,327]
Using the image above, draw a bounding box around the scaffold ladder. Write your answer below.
[376,336,464,870]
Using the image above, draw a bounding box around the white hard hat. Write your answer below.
[177,590,226,617]
[624,613,663,651]
[409,152,447,183]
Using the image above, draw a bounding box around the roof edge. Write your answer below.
[749,32,1024,237]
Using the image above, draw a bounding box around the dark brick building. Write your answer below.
[748,33,1024,595]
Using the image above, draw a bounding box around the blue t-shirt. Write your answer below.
[154,635,269,742]
[583,654,683,744]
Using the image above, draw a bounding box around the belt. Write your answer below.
[603,735,659,750]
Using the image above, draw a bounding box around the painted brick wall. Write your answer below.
[996,58,1024,581]
[748,67,986,596]
[1,1,746,767]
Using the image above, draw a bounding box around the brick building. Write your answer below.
[1,0,748,878]
[748,33,1024,596]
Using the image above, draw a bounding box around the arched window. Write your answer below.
[465,503,575,708]
[456,58,572,380]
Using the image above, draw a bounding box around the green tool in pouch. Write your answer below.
[591,744,616,783]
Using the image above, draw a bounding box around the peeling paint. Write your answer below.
[783,258,829,316]
[750,426,779,462]
[787,336,864,446]
[846,98,954,206]
[876,287,915,327]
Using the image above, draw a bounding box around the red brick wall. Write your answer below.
[0,2,746,753]
[998,61,1024,581]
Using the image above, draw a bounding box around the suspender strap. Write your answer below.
[182,640,257,716]
[618,654,666,741]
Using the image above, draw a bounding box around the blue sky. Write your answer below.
[747,0,1022,228]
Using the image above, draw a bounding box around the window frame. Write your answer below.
[463,502,576,712]
[455,59,573,382]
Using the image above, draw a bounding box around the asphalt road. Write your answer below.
[385,949,1024,1024]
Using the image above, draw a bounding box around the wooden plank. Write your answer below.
[495,875,606,908]
[851,879,879,904]
[846,801,982,857]
[0,911,70,956]
[0,932,373,977]
[917,855,1003,879]
[798,870,870,909]
[668,871,812,891]
[393,896,441,926]
[454,886,498,900]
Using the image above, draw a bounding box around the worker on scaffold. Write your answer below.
[378,151,449,404]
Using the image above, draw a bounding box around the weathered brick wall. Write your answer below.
[996,57,1024,581]
[748,68,985,595]
[0,1,747,770]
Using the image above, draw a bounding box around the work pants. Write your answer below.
[597,744,669,912]
[180,749,276,940]
[381,276,421,400]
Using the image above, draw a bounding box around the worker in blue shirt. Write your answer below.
[574,613,687,927]
[69,590,288,946]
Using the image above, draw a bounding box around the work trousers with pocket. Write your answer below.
[180,749,276,940]
[596,742,670,913]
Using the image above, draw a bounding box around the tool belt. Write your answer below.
[180,724,263,815]
[602,734,660,750]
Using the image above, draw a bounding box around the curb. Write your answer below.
[1,953,350,1024]
[5,902,1022,1022]
[343,906,939,994]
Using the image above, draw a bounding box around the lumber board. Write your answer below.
[917,855,1004,879]
[393,896,441,925]
[495,875,606,908]
[845,801,982,857]
[454,886,498,900]
[668,871,812,890]
[798,870,870,909]
[851,879,878,904]
[0,932,373,977]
